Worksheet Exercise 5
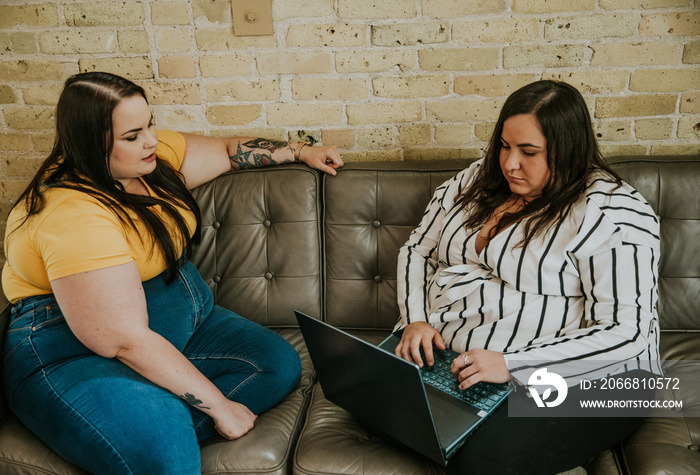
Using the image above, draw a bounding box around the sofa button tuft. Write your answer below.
[263,219,271,228]
[213,275,221,283]
[372,220,381,228]
[212,221,221,230]
[374,275,382,283]
[688,445,699,451]
[265,272,273,280]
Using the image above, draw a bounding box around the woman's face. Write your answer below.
[109,95,158,190]
[499,113,551,201]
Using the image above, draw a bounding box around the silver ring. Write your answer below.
[463,354,469,365]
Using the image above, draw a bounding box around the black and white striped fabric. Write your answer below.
[396,160,661,385]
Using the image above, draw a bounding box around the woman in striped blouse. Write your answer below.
[394,80,660,473]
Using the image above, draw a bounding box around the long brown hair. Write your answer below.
[11,72,201,282]
[455,80,621,245]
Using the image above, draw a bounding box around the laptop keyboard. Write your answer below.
[421,349,510,412]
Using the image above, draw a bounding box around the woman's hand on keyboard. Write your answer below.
[395,322,446,368]
[451,349,512,389]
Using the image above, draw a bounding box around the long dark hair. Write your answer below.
[11,71,201,282]
[456,80,620,245]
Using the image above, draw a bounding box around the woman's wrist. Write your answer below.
[293,142,311,162]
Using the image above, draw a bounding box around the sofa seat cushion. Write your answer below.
[615,332,700,474]
[294,384,445,475]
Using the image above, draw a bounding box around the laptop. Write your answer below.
[295,311,512,466]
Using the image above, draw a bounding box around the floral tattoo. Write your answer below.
[229,138,294,169]
[180,392,210,410]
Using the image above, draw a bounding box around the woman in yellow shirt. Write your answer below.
[2,71,343,474]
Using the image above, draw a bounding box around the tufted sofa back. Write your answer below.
[188,157,700,335]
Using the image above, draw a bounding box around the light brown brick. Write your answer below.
[209,128,286,140]
[340,150,402,162]
[206,105,261,126]
[630,69,700,92]
[156,29,193,53]
[119,31,150,54]
[373,75,449,98]
[640,12,700,37]
[286,24,366,47]
[195,29,277,51]
[677,115,700,139]
[650,143,700,155]
[452,18,538,44]
[600,0,687,8]
[398,124,431,146]
[454,73,538,97]
[2,157,43,177]
[336,49,416,73]
[158,56,195,78]
[356,126,396,148]
[591,42,682,66]
[683,40,700,64]
[512,0,595,13]
[200,54,252,77]
[65,2,145,27]
[206,80,280,102]
[600,144,647,157]
[292,78,367,101]
[22,85,62,106]
[593,119,631,142]
[435,124,471,144]
[151,1,190,25]
[0,86,17,104]
[419,48,499,71]
[0,32,38,54]
[542,70,627,94]
[39,30,117,54]
[371,22,448,46]
[80,57,153,80]
[0,60,64,82]
[273,0,335,20]
[635,118,673,140]
[475,122,496,141]
[268,104,344,126]
[257,52,333,74]
[143,83,201,105]
[155,106,205,130]
[1,180,32,201]
[322,129,356,148]
[504,45,585,68]
[0,133,31,151]
[338,0,416,20]
[426,99,502,122]
[4,107,55,130]
[32,133,55,152]
[192,0,230,23]
[595,95,677,118]
[346,102,422,124]
[680,91,700,114]
[422,0,505,19]
[403,147,481,160]
[545,14,637,40]
[0,4,58,28]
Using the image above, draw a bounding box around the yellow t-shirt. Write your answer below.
[2,130,196,303]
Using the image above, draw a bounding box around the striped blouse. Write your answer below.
[396,160,661,385]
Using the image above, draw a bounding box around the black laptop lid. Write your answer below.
[296,311,447,464]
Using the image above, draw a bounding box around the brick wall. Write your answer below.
[1,0,699,245]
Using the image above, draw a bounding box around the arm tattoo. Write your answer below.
[180,392,210,410]
[229,138,294,170]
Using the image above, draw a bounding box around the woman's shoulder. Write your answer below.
[155,129,186,170]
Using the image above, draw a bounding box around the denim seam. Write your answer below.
[176,266,206,329]
[28,363,135,474]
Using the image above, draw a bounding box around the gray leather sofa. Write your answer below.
[0,156,698,474]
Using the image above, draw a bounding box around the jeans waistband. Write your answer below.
[11,294,58,316]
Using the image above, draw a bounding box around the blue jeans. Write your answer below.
[3,260,301,474]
